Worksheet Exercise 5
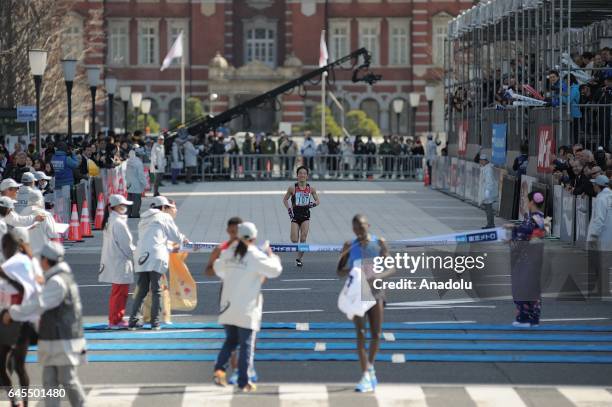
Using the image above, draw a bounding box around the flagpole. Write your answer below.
[180,35,186,125]
[321,71,326,139]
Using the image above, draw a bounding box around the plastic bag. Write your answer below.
[337,262,376,320]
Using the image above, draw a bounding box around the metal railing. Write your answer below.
[199,154,426,181]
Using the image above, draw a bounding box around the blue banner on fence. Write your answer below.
[492,123,507,166]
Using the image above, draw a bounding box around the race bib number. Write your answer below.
[295,191,310,206]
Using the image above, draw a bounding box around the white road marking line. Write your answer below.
[164,190,416,197]
[541,317,609,322]
[296,323,310,331]
[391,354,406,363]
[182,385,233,407]
[388,299,480,306]
[383,332,396,341]
[375,385,427,407]
[558,386,612,406]
[465,386,527,407]
[79,284,111,288]
[314,342,326,352]
[279,384,328,407]
[387,306,497,310]
[261,288,311,291]
[401,320,476,324]
[87,386,140,407]
[263,309,324,314]
[281,278,338,282]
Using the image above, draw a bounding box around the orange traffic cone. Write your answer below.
[94,193,105,230]
[68,204,83,242]
[80,200,93,238]
[52,212,64,244]
[424,166,431,186]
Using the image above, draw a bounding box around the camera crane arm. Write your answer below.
[182,48,381,138]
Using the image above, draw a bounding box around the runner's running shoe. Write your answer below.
[213,370,228,387]
[368,367,378,387]
[355,373,374,393]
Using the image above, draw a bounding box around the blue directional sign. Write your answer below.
[16,106,37,123]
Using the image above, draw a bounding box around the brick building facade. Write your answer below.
[67,0,474,135]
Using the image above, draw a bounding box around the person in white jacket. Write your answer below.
[150,135,166,197]
[0,178,44,227]
[22,188,58,255]
[99,194,135,329]
[183,136,199,184]
[126,149,147,218]
[212,222,282,392]
[479,154,498,229]
[587,175,612,297]
[128,196,187,330]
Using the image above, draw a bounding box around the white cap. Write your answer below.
[109,194,133,207]
[480,154,489,161]
[0,179,21,191]
[27,189,44,208]
[21,172,36,183]
[158,135,165,140]
[34,171,52,181]
[0,196,15,209]
[150,196,175,208]
[40,241,65,262]
[591,174,610,186]
[238,222,258,240]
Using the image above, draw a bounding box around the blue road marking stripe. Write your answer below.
[26,341,612,352]
[24,352,612,364]
[83,322,612,332]
[82,331,612,342]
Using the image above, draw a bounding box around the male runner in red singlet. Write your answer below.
[282,166,320,267]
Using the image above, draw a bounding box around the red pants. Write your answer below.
[109,284,129,325]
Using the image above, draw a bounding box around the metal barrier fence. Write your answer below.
[200,154,426,181]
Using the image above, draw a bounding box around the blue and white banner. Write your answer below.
[491,123,507,166]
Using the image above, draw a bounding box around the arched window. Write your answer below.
[360,99,380,125]
[62,14,83,59]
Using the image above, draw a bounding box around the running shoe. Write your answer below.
[213,370,228,387]
[240,383,257,393]
[296,259,303,267]
[355,373,374,393]
[368,367,378,387]
[109,321,129,330]
[127,321,143,331]
[228,370,258,385]
[512,321,534,328]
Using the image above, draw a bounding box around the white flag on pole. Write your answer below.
[319,30,328,67]
[160,31,183,71]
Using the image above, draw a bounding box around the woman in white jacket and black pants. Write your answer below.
[99,194,135,329]
[212,222,282,392]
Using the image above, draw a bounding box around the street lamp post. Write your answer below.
[409,92,421,138]
[392,99,405,135]
[28,49,48,153]
[61,59,77,139]
[119,86,131,134]
[141,99,151,134]
[131,92,142,132]
[105,77,117,132]
[209,93,218,117]
[87,67,101,138]
[425,85,436,134]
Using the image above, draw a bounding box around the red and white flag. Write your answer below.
[160,31,183,71]
[319,30,328,67]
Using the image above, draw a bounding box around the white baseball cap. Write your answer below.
[150,196,175,208]
[40,241,65,262]
[0,179,21,191]
[0,196,15,209]
[109,194,133,207]
[21,172,36,183]
[238,222,258,240]
[34,171,52,181]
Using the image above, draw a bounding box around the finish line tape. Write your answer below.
[180,228,508,253]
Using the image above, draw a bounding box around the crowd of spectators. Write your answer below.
[552,143,612,198]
